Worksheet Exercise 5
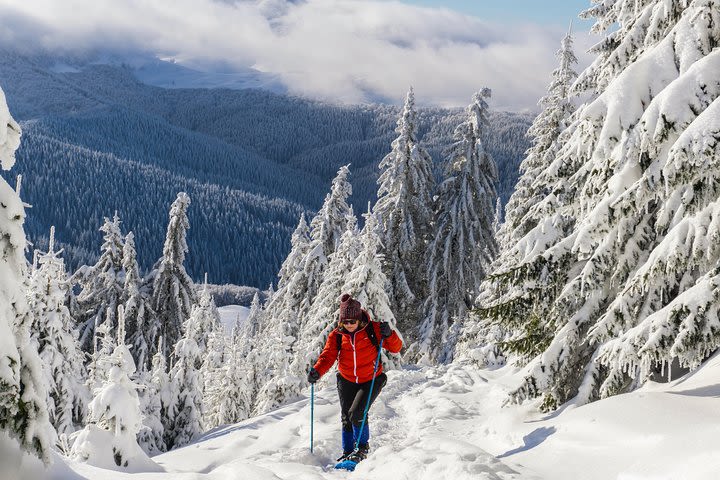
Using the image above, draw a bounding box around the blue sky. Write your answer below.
[403,0,593,28]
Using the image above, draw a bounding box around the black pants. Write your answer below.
[337,372,387,431]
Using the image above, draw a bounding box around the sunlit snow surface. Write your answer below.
[42,352,720,480]
[217,305,250,336]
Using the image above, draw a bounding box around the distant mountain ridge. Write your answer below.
[0,51,532,288]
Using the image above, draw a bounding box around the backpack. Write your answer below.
[336,310,381,358]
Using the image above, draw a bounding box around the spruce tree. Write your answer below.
[73,213,125,352]
[342,207,403,368]
[257,167,353,413]
[136,343,166,455]
[412,89,499,364]
[374,87,436,340]
[474,1,720,411]
[501,26,578,246]
[167,303,205,449]
[122,232,156,372]
[28,227,89,439]
[150,337,175,453]
[204,320,252,427]
[0,88,54,463]
[150,192,197,363]
[464,28,580,364]
[71,311,151,469]
[292,211,360,384]
[235,292,263,402]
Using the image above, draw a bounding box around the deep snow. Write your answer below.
[15,350,720,480]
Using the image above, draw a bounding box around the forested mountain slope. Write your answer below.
[0,52,532,286]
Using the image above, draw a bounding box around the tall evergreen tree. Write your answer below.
[86,319,115,394]
[412,89,499,364]
[257,167,353,413]
[473,0,720,411]
[150,192,197,363]
[190,278,222,355]
[0,87,54,464]
[150,337,175,453]
[501,26,578,246]
[28,227,89,439]
[302,164,354,305]
[122,232,156,372]
[71,311,150,469]
[235,292,264,403]
[342,207,403,368]
[292,211,360,384]
[204,320,252,427]
[73,213,125,352]
[374,87,436,340]
[464,28,580,364]
[167,302,205,449]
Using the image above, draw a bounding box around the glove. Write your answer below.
[307,368,320,384]
[379,322,393,339]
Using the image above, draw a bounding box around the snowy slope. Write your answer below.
[218,305,250,336]
[43,354,720,480]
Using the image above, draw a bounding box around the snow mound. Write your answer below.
[69,425,163,474]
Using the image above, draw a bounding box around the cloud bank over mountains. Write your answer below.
[0,0,593,110]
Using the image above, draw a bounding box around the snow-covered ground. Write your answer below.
[217,305,250,336]
[40,351,720,480]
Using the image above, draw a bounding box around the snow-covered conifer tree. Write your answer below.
[149,337,174,453]
[204,321,252,427]
[28,227,88,439]
[73,213,125,352]
[257,167,353,413]
[301,164,354,307]
[472,1,720,411]
[292,211,360,384]
[167,307,204,449]
[374,87,436,340]
[135,344,166,455]
[0,86,54,463]
[461,28,580,365]
[199,303,228,430]
[190,278,221,355]
[122,232,156,372]
[412,89,499,364]
[234,292,263,401]
[86,318,115,394]
[342,207,403,368]
[501,26,578,246]
[253,215,310,414]
[150,192,196,363]
[493,198,502,233]
[71,311,158,470]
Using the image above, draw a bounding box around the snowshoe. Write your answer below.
[334,444,369,471]
[336,451,354,462]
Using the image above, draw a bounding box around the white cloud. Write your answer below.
[0,0,597,110]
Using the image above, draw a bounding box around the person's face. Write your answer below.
[343,319,359,332]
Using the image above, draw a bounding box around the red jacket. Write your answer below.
[313,315,403,384]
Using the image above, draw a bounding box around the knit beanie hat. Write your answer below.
[339,293,362,322]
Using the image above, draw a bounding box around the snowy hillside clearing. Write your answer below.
[43,353,720,480]
[218,305,250,336]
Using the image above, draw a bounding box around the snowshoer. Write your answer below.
[307,293,402,464]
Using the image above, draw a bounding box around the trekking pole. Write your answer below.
[354,338,384,452]
[310,383,315,453]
